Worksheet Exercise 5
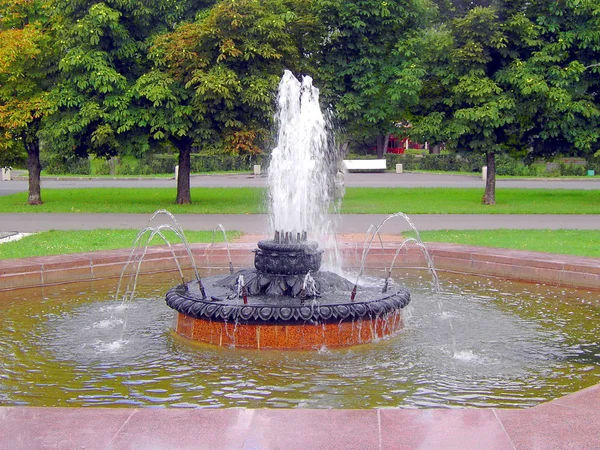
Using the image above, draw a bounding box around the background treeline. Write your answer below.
[1,0,599,204]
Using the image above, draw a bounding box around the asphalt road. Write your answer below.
[2,171,600,195]
[2,212,599,234]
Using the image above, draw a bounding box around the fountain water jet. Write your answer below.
[165,71,411,349]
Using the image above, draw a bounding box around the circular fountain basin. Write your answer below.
[2,272,599,409]
[166,273,411,349]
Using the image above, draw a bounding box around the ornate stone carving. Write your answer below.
[165,231,411,332]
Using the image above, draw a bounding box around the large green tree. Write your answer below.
[498,0,600,162]
[0,0,57,204]
[313,0,435,157]
[147,0,315,203]
[44,0,213,203]
[411,0,600,204]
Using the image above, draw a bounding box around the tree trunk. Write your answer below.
[23,129,42,205]
[339,140,350,157]
[375,135,385,158]
[482,151,496,205]
[383,133,391,155]
[430,144,441,155]
[171,136,193,204]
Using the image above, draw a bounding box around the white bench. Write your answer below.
[343,159,387,173]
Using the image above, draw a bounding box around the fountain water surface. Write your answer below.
[165,71,411,349]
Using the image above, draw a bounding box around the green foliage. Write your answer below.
[559,163,586,177]
[494,154,539,176]
[149,0,313,155]
[191,153,267,172]
[384,153,485,172]
[412,1,600,160]
[88,152,269,174]
[0,0,57,162]
[587,155,600,173]
[315,0,435,148]
[41,154,91,175]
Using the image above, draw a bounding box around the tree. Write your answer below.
[44,0,214,203]
[412,0,600,204]
[148,0,315,203]
[0,0,57,204]
[313,0,435,158]
[497,0,600,162]
[409,4,530,204]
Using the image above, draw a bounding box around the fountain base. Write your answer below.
[166,275,411,349]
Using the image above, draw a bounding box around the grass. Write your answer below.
[0,188,267,214]
[2,228,597,259]
[340,188,600,214]
[0,187,599,214]
[0,229,241,260]
[405,229,600,258]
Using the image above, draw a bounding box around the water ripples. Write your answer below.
[0,274,598,409]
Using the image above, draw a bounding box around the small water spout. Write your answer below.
[300,272,320,299]
[382,269,391,294]
[206,224,234,275]
[387,238,440,292]
[114,211,203,304]
[237,275,248,304]
[354,212,440,294]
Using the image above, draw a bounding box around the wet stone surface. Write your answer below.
[165,274,411,324]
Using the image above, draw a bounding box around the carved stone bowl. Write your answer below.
[254,239,323,275]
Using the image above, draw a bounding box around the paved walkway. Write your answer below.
[2,383,600,449]
[2,171,600,194]
[2,212,600,234]
[1,173,599,234]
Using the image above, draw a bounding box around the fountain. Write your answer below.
[165,71,411,349]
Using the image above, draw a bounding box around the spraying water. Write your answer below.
[268,70,337,241]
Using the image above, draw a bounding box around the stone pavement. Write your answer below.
[2,171,600,192]
[1,172,598,235]
[2,383,600,449]
[2,212,600,235]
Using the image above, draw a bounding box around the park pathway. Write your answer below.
[2,212,599,234]
[1,172,598,235]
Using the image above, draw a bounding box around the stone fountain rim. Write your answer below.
[166,276,411,324]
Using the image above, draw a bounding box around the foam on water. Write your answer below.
[93,318,124,329]
[92,339,128,353]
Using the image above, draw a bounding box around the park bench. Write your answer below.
[343,159,387,173]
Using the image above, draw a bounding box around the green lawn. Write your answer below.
[0,187,599,214]
[0,229,241,260]
[406,229,600,258]
[340,188,600,214]
[2,228,597,259]
[0,188,267,214]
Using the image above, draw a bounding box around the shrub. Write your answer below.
[586,155,600,173]
[41,154,91,175]
[560,163,586,176]
[191,153,266,172]
[140,154,177,174]
[93,160,111,175]
[115,161,139,175]
[384,153,420,170]
[419,154,461,171]
[495,154,538,176]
